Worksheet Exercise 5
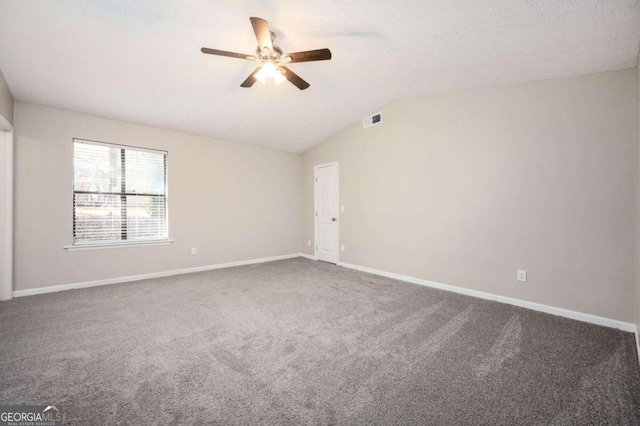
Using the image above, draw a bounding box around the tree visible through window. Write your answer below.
[73,139,168,245]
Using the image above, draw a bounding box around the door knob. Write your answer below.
[332,217,336,221]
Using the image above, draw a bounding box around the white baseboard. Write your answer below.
[12,253,301,298]
[338,261,636,333]
[299,253,317,261]
[11,254,639,337]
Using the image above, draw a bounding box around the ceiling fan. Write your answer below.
[201,17,332,90]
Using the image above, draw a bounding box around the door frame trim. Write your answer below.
[1,129,14,301]
[314,162,339,264]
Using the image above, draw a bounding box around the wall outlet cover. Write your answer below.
[517,269,527,282]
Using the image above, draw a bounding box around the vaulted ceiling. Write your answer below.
[0,0,639,152]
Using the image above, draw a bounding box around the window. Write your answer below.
[73,139,168,246]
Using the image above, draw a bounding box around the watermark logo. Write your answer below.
[0,405,63,426]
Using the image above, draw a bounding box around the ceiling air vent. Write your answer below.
[363,112,382,129]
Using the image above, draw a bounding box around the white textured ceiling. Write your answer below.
[0,1,639,153]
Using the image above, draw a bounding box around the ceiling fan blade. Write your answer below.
[284,48,332,63]
[279,66,310,90]
[250,17,273,52]
[201,47,256,61]
[240,67,262,88]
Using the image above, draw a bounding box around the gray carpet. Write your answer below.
[1,257,640,425]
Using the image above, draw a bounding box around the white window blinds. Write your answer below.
[73,139,168,245]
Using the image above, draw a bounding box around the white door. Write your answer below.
[315,163,339,264]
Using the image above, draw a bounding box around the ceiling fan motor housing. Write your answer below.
[257,45,285,62]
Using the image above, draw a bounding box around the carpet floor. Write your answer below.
[1,257,639,425]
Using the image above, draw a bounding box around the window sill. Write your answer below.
[64,240,174,251]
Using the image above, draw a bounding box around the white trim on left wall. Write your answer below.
[1,130,13,301]
[12,253,301,298]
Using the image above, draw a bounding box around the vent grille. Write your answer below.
[363,112,382,129]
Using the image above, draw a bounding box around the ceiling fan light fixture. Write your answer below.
[255,61,285,85]
[254,62,272,84]
[274,68,286,85]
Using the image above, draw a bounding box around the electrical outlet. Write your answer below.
[340,244,345,252]
[517,269,527,282]
[341,205,345,213]
[307,240,311,247]
[191,248,198,256]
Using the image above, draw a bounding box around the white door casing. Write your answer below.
[0,130,13,301]
[314,163,339,264]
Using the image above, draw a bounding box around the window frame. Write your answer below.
[68,138,171,250]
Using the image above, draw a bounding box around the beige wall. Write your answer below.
[0,68,13,128]
[302,69,636,323]
[14,102,301,292]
